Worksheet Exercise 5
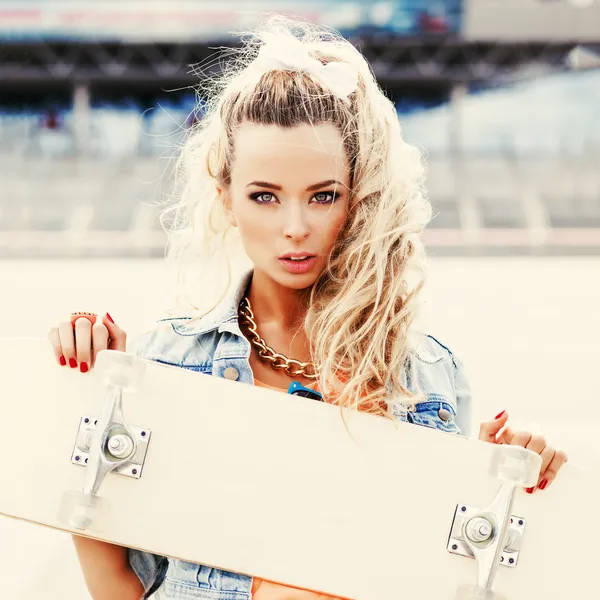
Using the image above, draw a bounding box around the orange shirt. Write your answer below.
[253,379,286,392]
[254,378,320,394]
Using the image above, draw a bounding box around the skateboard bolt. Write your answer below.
[465,517,493,543]
[107,434,135,459]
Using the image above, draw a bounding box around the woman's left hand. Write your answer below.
[478,410,568,494]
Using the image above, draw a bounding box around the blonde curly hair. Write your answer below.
[159,15,432,417]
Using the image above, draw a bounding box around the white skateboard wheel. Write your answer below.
[488,445,542,487]
[95,350,145,392]
[58,491,111,532]
[455,585,507,600]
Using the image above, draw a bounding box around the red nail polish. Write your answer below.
[106,313,115,324]
[539,479,548,491]
[69,358,77,368]
[495,410,505,420]
[526,487,534,494]
[80,362,88,373]
[59,356,66,366]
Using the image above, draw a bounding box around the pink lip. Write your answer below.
[279,252,315,259]
[279,256,317,274]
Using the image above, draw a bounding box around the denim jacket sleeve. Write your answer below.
[128,548,168,598]
[453,355,474,438]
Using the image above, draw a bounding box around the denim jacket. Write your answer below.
[128,269,473,598]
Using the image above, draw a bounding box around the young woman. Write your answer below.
[47,16,567,600]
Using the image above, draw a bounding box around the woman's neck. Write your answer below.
[246,269,310,332]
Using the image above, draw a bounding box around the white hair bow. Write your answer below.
[255,35,358,100]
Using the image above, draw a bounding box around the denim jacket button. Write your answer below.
[438,408,452,422]
[223,367,239,381]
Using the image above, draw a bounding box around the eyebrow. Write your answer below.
[245,179,344,192]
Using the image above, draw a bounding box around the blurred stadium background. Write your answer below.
[1,0,599,258]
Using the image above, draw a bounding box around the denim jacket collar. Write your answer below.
[168,268,440,365]
[169,269,254,339]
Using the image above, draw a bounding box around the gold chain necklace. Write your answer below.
[238,296,319,380]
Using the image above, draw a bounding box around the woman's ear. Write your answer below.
[217,185,237,227]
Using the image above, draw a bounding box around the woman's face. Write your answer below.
[222,122,351,290]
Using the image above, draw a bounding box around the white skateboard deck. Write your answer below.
[0,338,597,599]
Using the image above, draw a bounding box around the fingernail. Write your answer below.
[539,479,548,491]
[495,410,506,420]
[80,362,88,373]
[59,356,66,366]
[526,487,535,494]
[69,358,77,369]
[106,313,115,324]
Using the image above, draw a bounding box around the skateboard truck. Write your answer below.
[58,350,151,532]
[70,414,150,480]
[449,445,542,600]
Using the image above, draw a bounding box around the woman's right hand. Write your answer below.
[47,313,127,373]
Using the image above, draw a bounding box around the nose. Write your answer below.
[282,203,310,241]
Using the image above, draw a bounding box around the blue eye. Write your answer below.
[249,191,340,205]
[250,192,276,204]
[313,192,339,204]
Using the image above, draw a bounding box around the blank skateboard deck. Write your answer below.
[0,337,597,599]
